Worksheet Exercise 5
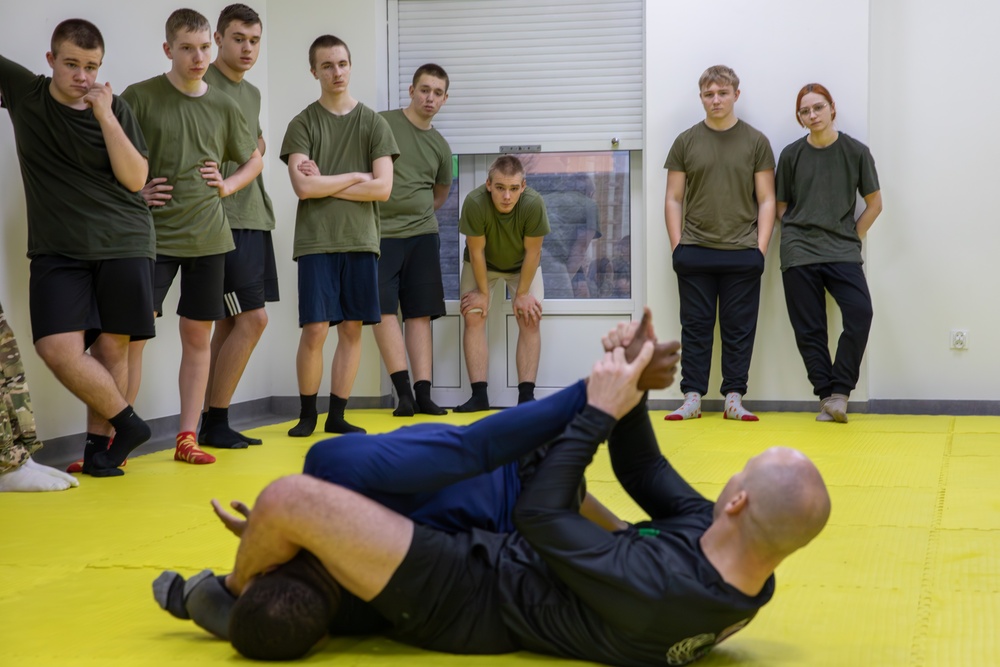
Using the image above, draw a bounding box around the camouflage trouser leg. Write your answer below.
[0,301,41,474]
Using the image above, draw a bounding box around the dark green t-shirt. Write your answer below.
[378,109,452,238]
[280,101,399,259]
[775,132,880,270]
[664,119,775,249]
[122,74,257,257]
[203,64,275,232]
[0,55,154,260]
[460,184,550,273]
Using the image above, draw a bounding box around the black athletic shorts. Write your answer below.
[368,525,518,654]
[296,252,381,327]
[28,254,155,345]
[154,254,226,321]
[223,229,280,316]
[378,234,446,320]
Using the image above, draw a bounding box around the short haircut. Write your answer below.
[50,19,105,56]
[413,63,450,92]
[795,82,836,127]
[309,34,351,70]
[165,8,211,45]
[217,3,261,36]
[229,552,340,661]
[488,155,525,181]
[698,65,739,92]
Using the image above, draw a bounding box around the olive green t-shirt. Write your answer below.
[775,132,880,270]
[460,184,550,273]
[664,119,775,249]
[280,101,399,259]
[378,109,452,238]
[203,64,275,232]
[0,55,154,260]
[122,74,257,257]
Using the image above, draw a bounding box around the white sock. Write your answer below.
[24,458,80,486]
[0,463,76,492]
[666,392,702,420]
[724,392,759,422]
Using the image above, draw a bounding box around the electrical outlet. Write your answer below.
[950,329,969,350]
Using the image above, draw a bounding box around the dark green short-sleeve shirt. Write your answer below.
[203,64,275,232]
[280,101,399,259]
[776,132,880,269]
[0,55,154,260]
[460,184,550,273]
[122,75,257,257]
[378,109,452,239]
[664,120,775,249]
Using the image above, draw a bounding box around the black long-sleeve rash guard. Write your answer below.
[501,400,774,667]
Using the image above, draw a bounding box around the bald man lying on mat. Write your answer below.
[159,312,830,666]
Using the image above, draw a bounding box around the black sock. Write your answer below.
[103,406,151,467]
[455,382,490,413]
[288,394,318,437]
[202,406,228,431]
[390,370,416,417]
[201,406,262,445]
[325,394,365,434]
[518,382,536,405]
[414,380,447,415]
[83,434,123,477]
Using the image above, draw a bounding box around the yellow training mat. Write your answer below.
[1,409,997,666]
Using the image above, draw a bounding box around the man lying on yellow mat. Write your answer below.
[157,313,831,666]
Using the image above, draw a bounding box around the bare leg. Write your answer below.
[296,323,329,396]
[178,317,213,434]
[127,339,146,405]
[515,316,541,384]
[86,333,130,436]
[462,311,488,383]
[207,309,268,408]
[372,315,407,374]
[404,316,433,383]
[34,331,128,420]
[329,320,362,399]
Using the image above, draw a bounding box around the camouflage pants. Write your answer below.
[0,301,40,474]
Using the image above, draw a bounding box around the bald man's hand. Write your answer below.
[587,342,653,419]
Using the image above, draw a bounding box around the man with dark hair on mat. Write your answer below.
[191,315,828,664]
[1,18,155,477]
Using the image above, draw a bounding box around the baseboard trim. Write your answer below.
[32,395,1000,469]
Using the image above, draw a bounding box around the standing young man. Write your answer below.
[456,155,549,413]
[281,35,397,437]
[375,63,452,417]
[1,19,154,477]
[663,65,775,422]
[197,4,278,448]
[123,9,262,464]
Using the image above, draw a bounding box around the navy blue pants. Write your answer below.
[303,380,588,534]
[782,262,872,398]
[672,245,765,396]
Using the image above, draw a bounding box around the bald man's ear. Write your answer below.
[723,490,748,516]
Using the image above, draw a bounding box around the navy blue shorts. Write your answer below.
[223,229,280,316]
[29,255,155,345]
[378,234,446,320]
[154,253,227,321]
[296,252,381,327]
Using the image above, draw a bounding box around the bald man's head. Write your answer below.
[715,447,831,559]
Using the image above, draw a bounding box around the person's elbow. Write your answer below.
[372,178,393,202]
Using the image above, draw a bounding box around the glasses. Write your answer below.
[797,102,829,118]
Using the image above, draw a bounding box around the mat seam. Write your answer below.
[909,416,953,666]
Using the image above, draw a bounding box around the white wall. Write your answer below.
[3,0,997,444]
[867,0,1000,400]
